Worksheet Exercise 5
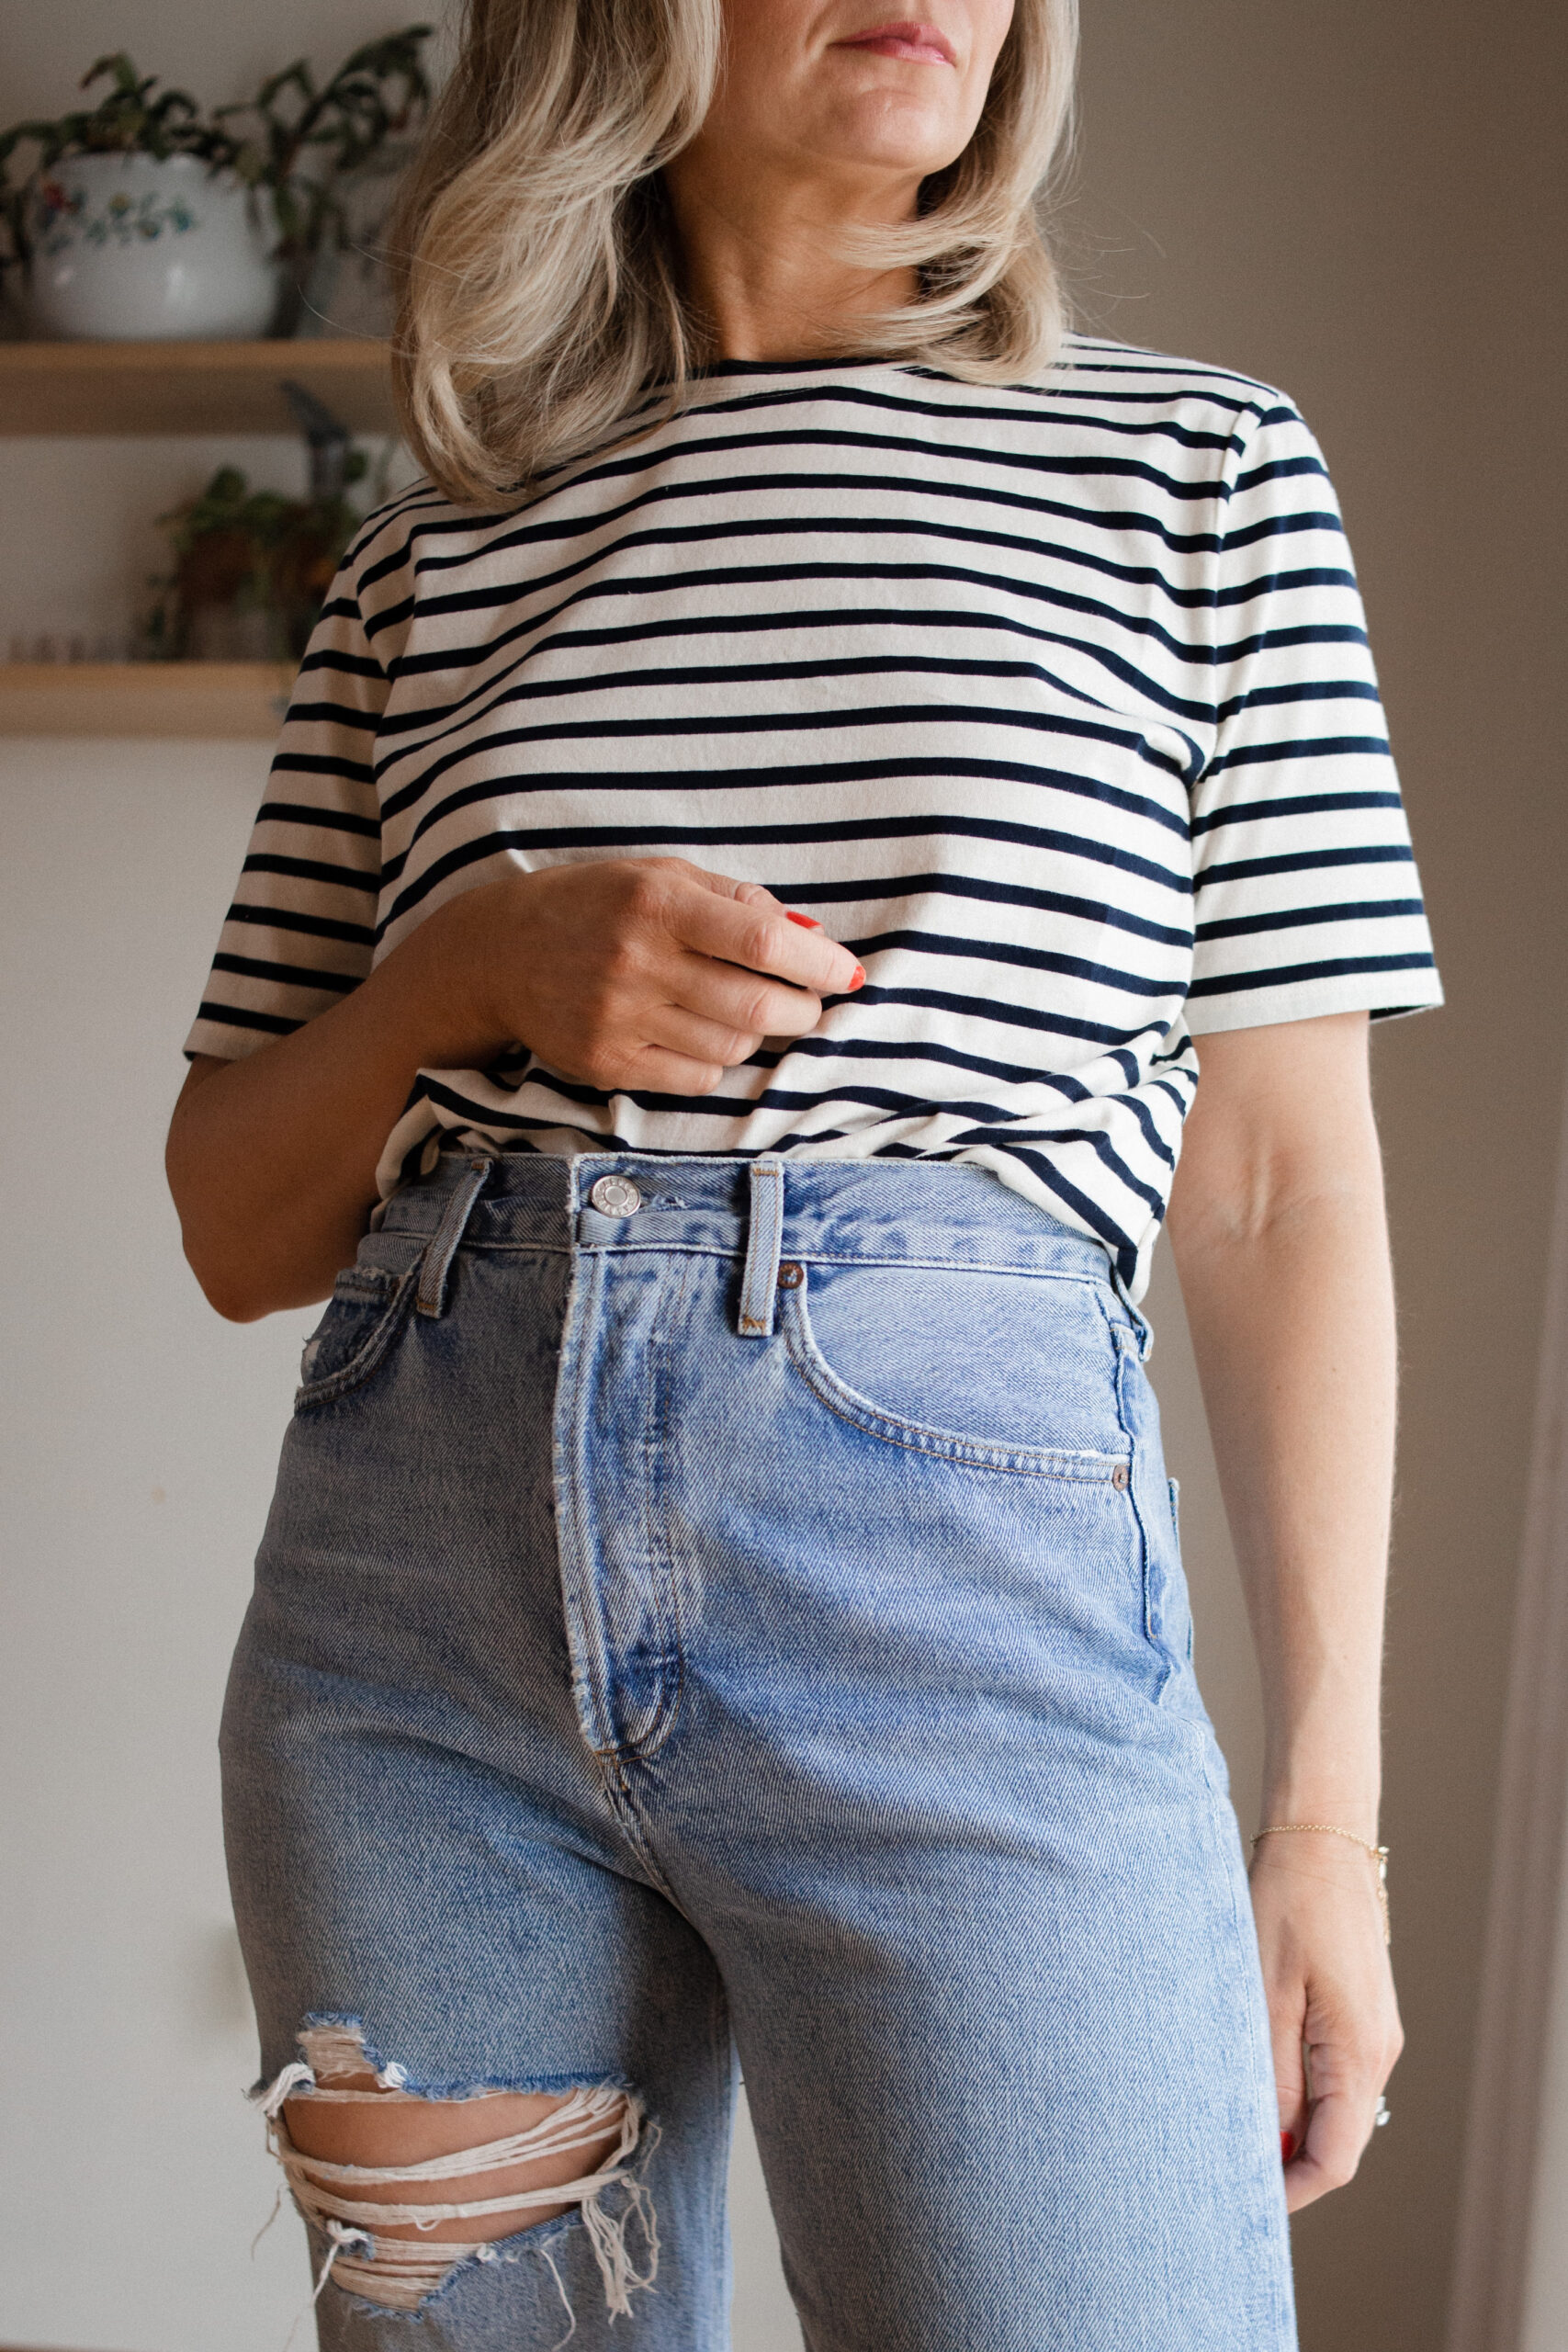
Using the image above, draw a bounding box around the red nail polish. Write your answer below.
[1280,2132,1296,2165]
[849,964,866,990]
[785,910,823,930]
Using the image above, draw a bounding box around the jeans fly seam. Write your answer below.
[552,1244,620,1758]
[593,1753,689,1913]
[627,1250,690,1761]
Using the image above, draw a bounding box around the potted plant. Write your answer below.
[0,32,429,343]
[214,32,432,338]
[142,447,383,662]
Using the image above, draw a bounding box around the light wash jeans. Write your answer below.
[221,1150,1295,2351]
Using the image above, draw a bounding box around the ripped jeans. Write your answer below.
[221,1152,1296,2350]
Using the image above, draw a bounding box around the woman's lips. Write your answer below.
[836,20,958,65]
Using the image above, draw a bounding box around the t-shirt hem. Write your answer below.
[1184,975,1444,1036]
[183,1019,278,1063]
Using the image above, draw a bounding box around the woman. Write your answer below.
[167,2,1439,2346]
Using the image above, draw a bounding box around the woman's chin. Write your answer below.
[797,101,970,183]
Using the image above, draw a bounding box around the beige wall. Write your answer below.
[1072,5,1567,2347]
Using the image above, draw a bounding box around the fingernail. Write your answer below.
[1280,2132,1296,2165]
[849,964,866,990]
[785,910,823,930]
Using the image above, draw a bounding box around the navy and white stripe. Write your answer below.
[186,335,1441,1296]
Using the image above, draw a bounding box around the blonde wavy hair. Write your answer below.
[388,0,1079,506]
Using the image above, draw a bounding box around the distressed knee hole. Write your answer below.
[254,2023,657,2319]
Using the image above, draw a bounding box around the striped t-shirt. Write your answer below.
[186,334,1441,1297]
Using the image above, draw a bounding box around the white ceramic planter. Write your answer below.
[25,152,279,342]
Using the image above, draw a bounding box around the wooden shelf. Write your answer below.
[0,662,295,738]
[0,338,394,435]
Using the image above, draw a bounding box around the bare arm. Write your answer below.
[166,858,860,1322]
[1166,1009,1403,2211]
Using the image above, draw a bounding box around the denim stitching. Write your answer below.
[738,1159,785,1336]
[1111,1328,1179,1696]
[552,1248,620,1761]
[781,1281,1130,1483]
[593,1754,689,1913]
[630,1249,690,1761]
[292,1265,419,1412]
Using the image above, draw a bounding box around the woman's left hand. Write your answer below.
[1248,1833,1404,2211]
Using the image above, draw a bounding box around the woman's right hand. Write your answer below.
[435,855,863,1096]
[168,856,861,1320]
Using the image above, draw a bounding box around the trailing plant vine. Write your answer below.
[216,32,431,282]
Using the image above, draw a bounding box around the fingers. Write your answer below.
[644,1003,766,1071]
[687,869,780,910]
[1269,1994,1310,2170]
[673,874,863,999]
[673,958,829,1044]
[613,1044,730,1097]
[1284,2081,1379,2210]
[475,858,861,1098]
[1251,1840,1402,2213]
[1276,1996,1402,2211]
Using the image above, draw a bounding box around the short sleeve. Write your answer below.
[184,563,389,1061]
[1185,401,1441,1033]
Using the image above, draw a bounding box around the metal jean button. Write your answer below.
[589,1174,643,1217]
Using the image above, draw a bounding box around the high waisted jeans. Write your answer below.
[221,1151,1295,2351]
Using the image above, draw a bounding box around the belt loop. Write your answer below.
[739,1158,785,1337]
[415,1153,495,1319]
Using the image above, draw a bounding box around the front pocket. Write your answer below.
[780,1263,1132,1484]
[295,1262,416,1410]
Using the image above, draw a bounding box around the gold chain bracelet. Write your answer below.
[1251,1823,1392,1945]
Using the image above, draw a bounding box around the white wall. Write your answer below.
[0,743,319,2352]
